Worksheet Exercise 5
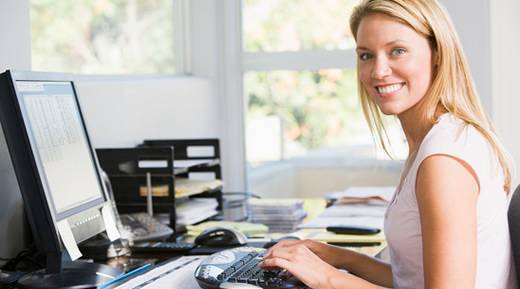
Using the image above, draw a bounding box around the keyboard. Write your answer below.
[120,213,174,242]
[194,247,308,289]
[130,241,195,253]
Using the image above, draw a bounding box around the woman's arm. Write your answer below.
[261,239,393,288]
[416,154,479,289]
[304,240,393,286]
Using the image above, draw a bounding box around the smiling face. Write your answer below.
[356,13,434,117]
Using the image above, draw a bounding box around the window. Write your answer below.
[243,0,356,52]
[245,69,372,163]
[242,0,405,196]
[30,0,176,74]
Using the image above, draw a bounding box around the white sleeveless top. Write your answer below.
[384,113,517,289]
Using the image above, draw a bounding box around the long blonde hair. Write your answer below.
[350,0,513,192]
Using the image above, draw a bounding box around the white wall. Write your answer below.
[440,0,492,111]
[490,0,520,188]
[76,76,219,147]
[0,0,31,259]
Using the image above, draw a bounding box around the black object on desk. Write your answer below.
[326,225,381,235]
[0,70,125,289]
[0,270,27,286]
[327,241,382,247]
[194,227,248,247]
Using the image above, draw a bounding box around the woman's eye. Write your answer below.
[359,53,372,61]
[391,48,407,56]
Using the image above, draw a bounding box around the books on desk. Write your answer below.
[248,198,307,233]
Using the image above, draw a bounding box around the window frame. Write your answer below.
[219,0,362,191]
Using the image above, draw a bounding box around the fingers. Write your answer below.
[259,244,336,289]
[262,243,312,268]
[265,239,305,257]
[260,245,302,271]
[260,255,292,270]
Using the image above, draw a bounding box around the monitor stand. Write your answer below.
[17,262,122,289]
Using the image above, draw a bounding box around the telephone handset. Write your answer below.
[99,170,174,243]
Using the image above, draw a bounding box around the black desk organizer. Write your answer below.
[95,139,223,230]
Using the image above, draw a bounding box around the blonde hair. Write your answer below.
[350,0,513,192]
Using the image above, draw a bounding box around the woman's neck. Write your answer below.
[398,104,444,155]
[400,112,431,154]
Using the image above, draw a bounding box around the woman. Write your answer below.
[260,0,517,288]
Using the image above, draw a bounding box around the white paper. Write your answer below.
[102,203,121,241]
[187,146,215,157]
[188,172,216,181]
[56,219,82,261]
[114,256,203,289]
[138,160,168,168]
[325,186,396,202]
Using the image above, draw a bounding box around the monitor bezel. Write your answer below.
[10,73,107,221]
[0,70,108,258]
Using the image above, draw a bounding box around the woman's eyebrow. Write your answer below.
[356,39,408,51]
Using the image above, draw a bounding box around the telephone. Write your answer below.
[100,170,174,243]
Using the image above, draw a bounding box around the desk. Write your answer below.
[102,198,387,288]
[187,197,386,258]
[299,198,386,257]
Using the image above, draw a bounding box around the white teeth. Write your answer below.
[377,83,403,94]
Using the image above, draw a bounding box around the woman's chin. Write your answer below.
[379,106,402,116]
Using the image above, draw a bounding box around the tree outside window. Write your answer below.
[31,0,176,74]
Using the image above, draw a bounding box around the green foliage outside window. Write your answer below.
[31,0,175,74]
[243,0,373,159]
[245,70,371,154]
[243,0,359,52]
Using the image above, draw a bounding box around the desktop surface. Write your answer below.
[99,197,386,289]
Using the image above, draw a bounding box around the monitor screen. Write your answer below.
[15,80,105,219]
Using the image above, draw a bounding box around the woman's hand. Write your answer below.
[267,239,351,268]
[259,240,344,289]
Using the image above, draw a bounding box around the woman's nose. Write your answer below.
[371,57,392,79]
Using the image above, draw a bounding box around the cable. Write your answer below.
[0,245,43,271]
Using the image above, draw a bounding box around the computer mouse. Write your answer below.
[263,235,301,249]
[194,227,248,247]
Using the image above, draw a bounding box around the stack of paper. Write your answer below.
[175,178,224,198]
[325,186,395,205]
[248,199,307,232]
[176,198,219,225]
[299,186,395,230]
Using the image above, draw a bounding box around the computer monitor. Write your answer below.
[0,70,121,288]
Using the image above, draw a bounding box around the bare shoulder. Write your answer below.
[416,154,479,216]
[417,154,479,196]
